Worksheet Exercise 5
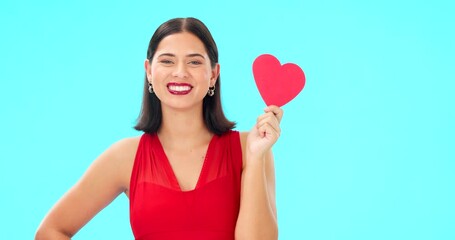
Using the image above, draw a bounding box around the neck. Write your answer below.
[158,105,212,147]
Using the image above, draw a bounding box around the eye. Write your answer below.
[160,59,173,64]
[189,60,202,65]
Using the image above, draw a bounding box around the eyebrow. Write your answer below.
[157,53,205,59]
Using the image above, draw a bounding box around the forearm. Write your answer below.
[235,154,278,240]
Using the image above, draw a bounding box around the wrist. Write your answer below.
[245,151,266,168]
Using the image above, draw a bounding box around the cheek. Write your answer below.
[196,72,211,86]
[194,67,212,80]
[150,64,160,75]
[151,66,168,81]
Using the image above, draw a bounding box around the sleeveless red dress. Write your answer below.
[129,130,243,240]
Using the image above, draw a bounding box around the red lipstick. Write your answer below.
[167,82,193,95]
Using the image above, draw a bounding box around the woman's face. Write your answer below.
[145,32,219,111]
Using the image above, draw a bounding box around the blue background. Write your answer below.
[1,0,454,239]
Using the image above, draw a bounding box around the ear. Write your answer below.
[144,59,151,80]
[210,63,220,86]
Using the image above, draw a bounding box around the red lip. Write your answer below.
[167,82,193,95]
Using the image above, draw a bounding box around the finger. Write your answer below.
[257,122,280,139]
[256,111,276,123]
[257,115,280,135]
[264,105,284,123]
[257,112,281,133]
[257,115,281,134]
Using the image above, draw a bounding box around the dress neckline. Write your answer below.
[152,133,218,192]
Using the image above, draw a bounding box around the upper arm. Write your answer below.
[36,137,138,237]
[239,132,277,219]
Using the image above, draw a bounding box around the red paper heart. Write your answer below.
[253,54,305,107]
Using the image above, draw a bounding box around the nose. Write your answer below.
[172,62,189,79]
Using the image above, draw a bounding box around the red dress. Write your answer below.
[129,130,243,240]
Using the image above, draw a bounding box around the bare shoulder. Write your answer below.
[85,135,142,195]
[100,135,141,170]
[109,135,142,161]
[239,131,248,148]
[239,131,249,169]
[107,135,142,194]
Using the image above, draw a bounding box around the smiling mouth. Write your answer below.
[167,83,193,95]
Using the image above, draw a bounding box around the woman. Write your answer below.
[36,17,282,240]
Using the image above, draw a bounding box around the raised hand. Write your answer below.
[246,105,283,160]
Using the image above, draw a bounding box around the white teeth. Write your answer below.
[168,85,191,92]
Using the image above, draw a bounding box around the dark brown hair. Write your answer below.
[134,17,235,135]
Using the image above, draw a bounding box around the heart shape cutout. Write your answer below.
[253,54,305,107]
